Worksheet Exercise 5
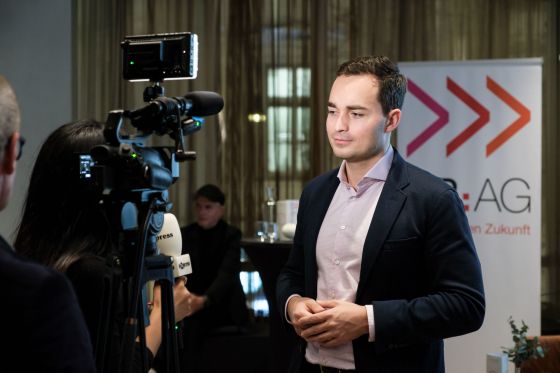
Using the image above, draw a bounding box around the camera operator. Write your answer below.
[0,76,96,372]
[14,119,191,372]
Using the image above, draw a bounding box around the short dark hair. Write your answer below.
[336,56,407,116]
[194,184,225,205]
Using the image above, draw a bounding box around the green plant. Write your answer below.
[502,316,546,368]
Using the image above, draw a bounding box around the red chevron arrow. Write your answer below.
[486,77,531,156]
[446,77,490,156]
[406,79,449,157]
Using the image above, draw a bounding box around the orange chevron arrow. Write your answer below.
[486,77,531,156]
[446,77,490,156]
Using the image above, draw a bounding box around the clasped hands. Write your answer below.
[287,296,369,347]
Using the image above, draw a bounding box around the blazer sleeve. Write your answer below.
[372,188,485,346]
[30,269,97,373]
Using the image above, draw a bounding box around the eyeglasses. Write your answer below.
[6,136,25,161]
[16,136,25,160]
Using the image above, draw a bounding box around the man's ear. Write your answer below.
[2,132,19,175]
[384,109,401,133]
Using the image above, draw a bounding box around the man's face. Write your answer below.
[194,196,224,230]
[326,74,390,166]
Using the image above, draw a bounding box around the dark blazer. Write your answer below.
[277,149,485,373]
[0,235,96,373]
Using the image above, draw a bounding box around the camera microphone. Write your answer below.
[182,91,224,117]
[129,91,223,132]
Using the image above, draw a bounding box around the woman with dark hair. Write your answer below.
[15,119,190,372]
[16,119,110,269]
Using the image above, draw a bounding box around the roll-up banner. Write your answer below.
[397,58,542,373]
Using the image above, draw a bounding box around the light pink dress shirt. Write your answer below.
[305,146,393,369]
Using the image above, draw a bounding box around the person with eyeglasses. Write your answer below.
[0,75,96,372]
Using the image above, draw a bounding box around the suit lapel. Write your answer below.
[356,151,409,299]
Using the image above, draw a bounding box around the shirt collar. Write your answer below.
[337,146,394,187]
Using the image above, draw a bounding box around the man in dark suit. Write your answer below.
[0,75,96,372]
[276,56,485,373]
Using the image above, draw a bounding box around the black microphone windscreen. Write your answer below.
[184,91,224,117]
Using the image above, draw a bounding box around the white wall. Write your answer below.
[0,0,72,242]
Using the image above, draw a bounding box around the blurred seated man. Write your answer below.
[180,184,249,373]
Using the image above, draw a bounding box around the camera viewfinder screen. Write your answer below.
[79,154,93,179]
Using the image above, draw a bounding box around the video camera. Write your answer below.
[83,32,223,373]
[81,32,223,193]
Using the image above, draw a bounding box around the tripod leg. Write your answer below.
[137,297,149,371]
[160,279,180,373]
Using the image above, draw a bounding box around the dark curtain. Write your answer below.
[222,0,266,241]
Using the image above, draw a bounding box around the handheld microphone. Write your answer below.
[156,213,192,277]
[154,213,189,343]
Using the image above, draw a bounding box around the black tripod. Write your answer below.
[89,80,217,373]
[96,191,181,373]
